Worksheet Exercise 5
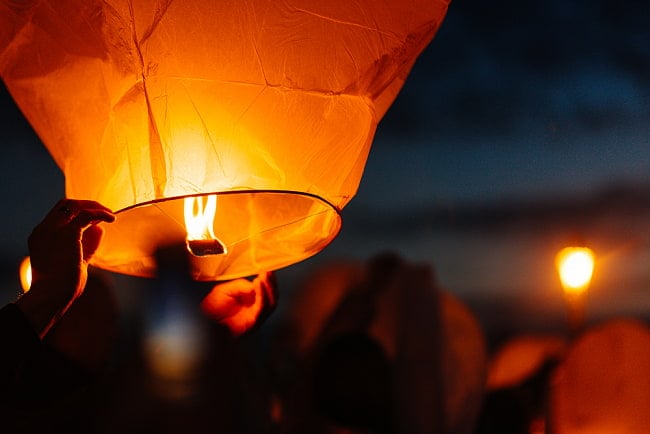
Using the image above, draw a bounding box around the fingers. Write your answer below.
[81,225,104,261]
[255,271,278,319]
[28,198,115,272]
[61,199,116,228]
[201,278,254,322]
[42,199,115,230]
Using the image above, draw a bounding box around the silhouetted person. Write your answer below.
[0,199,115,433]
[0,199,279,433]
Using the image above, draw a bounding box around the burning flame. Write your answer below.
[184,195,218,241]
[183,195,226,256]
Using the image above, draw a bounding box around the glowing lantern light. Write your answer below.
[19,256,32,292]
[0,0,450,280]
[556,247,595,295]
[556,246,595,335]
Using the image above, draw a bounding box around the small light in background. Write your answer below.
[19,256,31,293]
[144,309,207,382]
[556,247,595,295]
[143,278,209,401]
[556,246,595,336]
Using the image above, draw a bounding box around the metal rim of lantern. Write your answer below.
[92,189,342,281]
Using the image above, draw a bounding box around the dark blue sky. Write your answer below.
[1,0,649,325]
[368,0,650,206]
[302,0,650,326]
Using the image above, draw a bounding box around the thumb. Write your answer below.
[82,225,104,261]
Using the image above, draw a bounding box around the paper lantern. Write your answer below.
[0,0,449,280]
[550,320,650,434]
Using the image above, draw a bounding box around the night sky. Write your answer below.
[1,0,649,332]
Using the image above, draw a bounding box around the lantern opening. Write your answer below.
[183,195,226,257]
[92,191,341,281]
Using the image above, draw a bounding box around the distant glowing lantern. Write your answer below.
[556,247,595,296]
[550,320,650,434]
[555,246,595,335]
[0,0,449,280]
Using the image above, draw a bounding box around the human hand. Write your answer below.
[201,271,278,336]
[16,199,115,337]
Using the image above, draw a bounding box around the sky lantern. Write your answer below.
[550,320,650,434]
[555,246,595,335]
[0,0,449,281]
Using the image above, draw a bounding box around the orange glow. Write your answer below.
[487,335,567,390]
[556,247,595,295]
[0,0,449,280]
[19,256,31,292]
[549,320,650,434]
[183,195,226,256]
